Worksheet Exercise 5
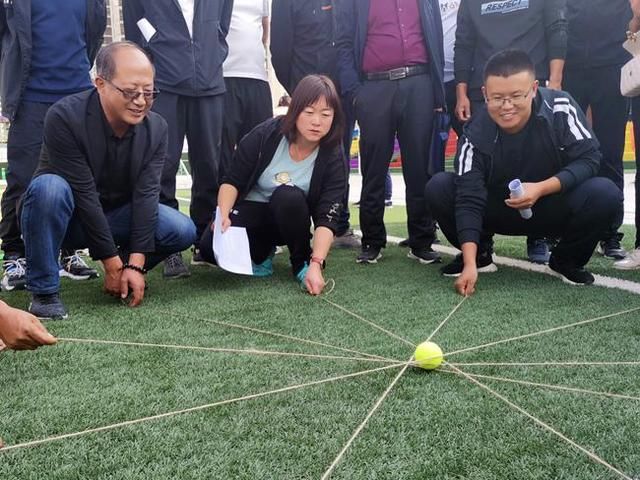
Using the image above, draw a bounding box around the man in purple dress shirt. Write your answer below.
[336,0,445,265]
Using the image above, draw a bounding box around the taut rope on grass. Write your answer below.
[448,363,634,480]
[0,362,406,453]
[58,338,399,364]
[445,306,640,359]
[443,367,640,402]
[154,308,396,362]
[321,356,414,480]
[452,361,640,368]
[321,297,417,348]
[426,296,468,342]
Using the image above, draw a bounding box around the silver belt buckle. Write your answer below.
[388,67,408,81]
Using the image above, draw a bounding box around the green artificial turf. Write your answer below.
[1,244,640,479]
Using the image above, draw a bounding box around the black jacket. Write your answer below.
[455,0,568,90]
[35,89,169,260]
[336,0,445,108]
[453,87,601,245]
[270,0,340,96]
[222,117,346,233]
[565,0,632,69]
[0,0,106,120]
[123,0,233,97]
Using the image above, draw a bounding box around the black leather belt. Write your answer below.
[364,64,429,81]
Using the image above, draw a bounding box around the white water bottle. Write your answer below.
[508,179,533,220]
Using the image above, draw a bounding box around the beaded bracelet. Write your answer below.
[122,263,148,275]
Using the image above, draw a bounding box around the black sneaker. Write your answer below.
[163,252,191,279]
[526,238,551,264]
[597,237,626,260]
[29,293,68,320]
[398,238,409,247]
[407,247,441,264]
[191,247,216,267]
[548,256,594,285]
[1,256,27,291]
[356,245,382,264]
[59,250,99,280]
[440,252,498,277]
[332,229,361,249]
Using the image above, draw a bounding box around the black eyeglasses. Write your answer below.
[103,78,160,102]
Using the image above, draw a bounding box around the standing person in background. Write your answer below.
[0,0,105,292]
[563,0,632,261]
[441,0,462,137]
[123,0,234,279]
[615,0,640,269]
[336,0,445,265]
[221,0,273,178]
[453,0,568,264]
[271,0,360,249]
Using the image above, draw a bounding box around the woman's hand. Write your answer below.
[304,263,326,296]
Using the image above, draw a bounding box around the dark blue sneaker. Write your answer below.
[29,293,68,320]
[527,238,551,264]
[295,262,309,285]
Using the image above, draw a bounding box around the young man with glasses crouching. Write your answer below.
[19,42,196,319]
[426,49,622,296]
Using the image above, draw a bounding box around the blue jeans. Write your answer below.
[21,174,197,294]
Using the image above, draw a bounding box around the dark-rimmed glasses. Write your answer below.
[102,78,160,102]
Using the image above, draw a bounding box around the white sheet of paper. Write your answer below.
[212,207,253,275]
[137,18,157,42]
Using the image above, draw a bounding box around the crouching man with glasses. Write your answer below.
[20,42,197,319]
[426,49,623,296]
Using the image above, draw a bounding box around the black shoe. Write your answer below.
[440,252,498,277]
[59,250,99,280]
[526,238,551,264]
[29,293,68,320]
[1,256,27,291]
[597,238,626,260]
[163,252,191,279]
[356,245,382,264]
[191,247,216,267]
[407,247,441,264]
[398,238,410,248]
[548,256,594,285]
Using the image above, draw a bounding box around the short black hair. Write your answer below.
[95,41,154,81]
[483,49,535,82]
[281,75,345,150]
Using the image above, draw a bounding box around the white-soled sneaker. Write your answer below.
[613,248,640,270]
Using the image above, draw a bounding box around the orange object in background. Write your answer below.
[624,121,636,163]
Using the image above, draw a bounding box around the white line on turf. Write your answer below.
[443,367,640,402]
[321,356,414,480]
[448,363,633,480]
[383,234,640,295]
[58,338,398,364]
[0,362,406,453]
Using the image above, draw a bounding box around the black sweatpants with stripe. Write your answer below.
[426,172,623,267]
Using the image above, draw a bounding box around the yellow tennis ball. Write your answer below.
[414,341,444,370]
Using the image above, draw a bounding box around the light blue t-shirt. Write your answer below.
[245,137,318,203]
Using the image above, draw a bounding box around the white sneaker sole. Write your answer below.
[356,252,382,264]
[442,263,498,278]
[59,269,99,280]
[407,251,441,265]
[547,267,593,286]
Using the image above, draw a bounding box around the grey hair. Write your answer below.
[95,41,154,81]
